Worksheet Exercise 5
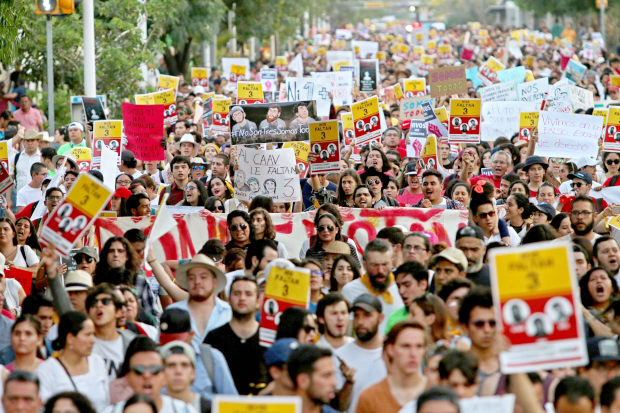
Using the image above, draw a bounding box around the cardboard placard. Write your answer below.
[489,241,588,373]
[212,98,231,133]
[535,111,603,159]
[309,120,340,175]
[428,66,467,97]
[237,82,265,104]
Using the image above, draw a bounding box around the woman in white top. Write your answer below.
[36,311,110,411]
[0,218,39,270]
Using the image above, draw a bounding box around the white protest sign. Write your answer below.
[480,81,517,102]
[288,54,303,78]
[569,85,594,112]
[285,78,331,118]
[260,68,278,92]
[234,146,301,203]
[517,78,549,104]
[536,111,603,158]
[100,145,118,190]
[221,57,250,82]
[312,71,353,108]
[481,101,537,142]
[591,186,620,206]
[352,40,379,58]
[326,51,354,70]
[546,80,572,113]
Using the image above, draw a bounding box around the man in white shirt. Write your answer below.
[334,294,386,413]
[342,239,404,333]
[316,293,353,352]
[17,162,47,210]
[13,129,41,195]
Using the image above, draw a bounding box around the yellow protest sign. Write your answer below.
[393,83,404,101]
[157,74,180,92]
[309,120,340,175]
[403,78,426,97]
[376,51,386,61]
[283,141,310,178]
[236,82,264,104]
[191,67,208,87]
[604,107,620,151]
[420,55,434,66]
[519,112,539,141]
[449,99,481,143]
[611,76,620,88]
[135,94,155,105]
[333,61,349,71]
[434,106,448,124]
[479,29,488,37]
[0,141,8,173]
[94,120,122,138]
[230,64,247,82]
[352,96,381,145]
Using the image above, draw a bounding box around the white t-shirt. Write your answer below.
[36,354,110,411]
[484,226,521,247]
[341,278,404,334]
[316,335,354,352]
[103,395,198,413]
[16,185,42,207]
[14,245,39,268]
[4,278,21,314]
[335,342,386,413]
[93,335,125,379]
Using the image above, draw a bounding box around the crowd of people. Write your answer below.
[0,15,619,413]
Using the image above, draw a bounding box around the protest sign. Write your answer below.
[309,120,340,175]
[517,78,549,104]
[428,66,467,98]
[449,98,481,143]
[71,148,92,172]
[40,173,113,258]
[275,56,288,73]
[5,267,33,295]
[489,241,588,373]
[352,40,379,58]
[400,96,435,121]
[283,141,310,178]
[477,57,505,86]
[229,101,316,145]
[519,112,539,142]
[237,82,264,104]
[604,107,620,152]
[593,108,608,140]
[341,112,355,145]
[481,101,537,142]
[437,44,452,64]
[421,102,448,139]
[358,59,379,93]
[153,89,177,124]
[122,103,165,161]
[568,85,594,112]
[564,59,587,84]
[418,135,438,170]
[497,66,526,84]
[407,119,426,159]
[190,67,208,87]
[418,55,434,76]
[200,97,213,136]
[312,71,353,108]
[93,120,122,169]
[260,68,278,93]
[80,97,107,126]
[352,96,382,146]
[536,111,603,159]
[157,74,180,92]
[546,80,572,113]
[286,77,331,118]
[434,106,449,131]
[326,51,354,70]
[259,265,310,346]
[234,146,301,203]
[479,81,517,102]
[0,162,13,196]
[213,396,301,413]
[222,58,249,82]
[611,75,620,88]
[403,78,426,97]
[212,98,231,133]
[0,141,8,174]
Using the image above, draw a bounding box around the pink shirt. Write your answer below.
[13,108,42,131]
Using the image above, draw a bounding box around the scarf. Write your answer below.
[360,272,395,304]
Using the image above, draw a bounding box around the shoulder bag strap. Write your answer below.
[55,356,79,392]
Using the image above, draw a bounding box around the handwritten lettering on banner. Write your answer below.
[91,208,469,262]
[234,147,301,203]
[536,112,603,159]
[517,78,548,105]
[428,66,467,98]
[481,101,537,142]
[480,81,517,102]
[122,103,165,161]
[400,96,435,121]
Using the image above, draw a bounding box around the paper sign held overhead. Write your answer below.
[122,103,165,162]
[309,120,340,175]
[535,111,603,159]
[449,98,481,144]
[428,66,467,97]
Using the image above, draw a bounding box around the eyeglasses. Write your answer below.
[571,210,594,217]
[116,180,132,185]
[302,325,317,333]
[47,196,62,201]
[74,255,94,264]
[92,297,113,306]
[570,182,584,188]
[230,223,248,231]
[212,205,225,212]
[366,178,381,185]
[404,245,427,252]
[130,365,165,376]
[471,319,497,328]
[607,159,620,166]
[476,210,496,219]
[184,185,198,192]
[318,225,335,232]
[192,165,206,170]
[311,270,324,278]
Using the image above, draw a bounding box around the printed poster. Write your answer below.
[259,265,310,347]
[191,67,208,88]
[157,74,180,92]
[93,120,122,168]
[234,146,301,203]
[407,119,427,159]
[477,57,505,86]
[358,59,379,93]
[489,241,588,373]
[418,135,438,170]
[309,120,340,175]
[213,396,301,413]
[449,98,481,144]
[229,101,316,145]
[81,97,107,126]
[352,96,381,146]
[519,112,539,142]
[71,148,92,172]
[604,107,620,152]
[222,58,249,83]
[237,82,265,104]
[122,102,166,162]
[283,141,310,178]
[403,78,426,97]
[212,98,231,133]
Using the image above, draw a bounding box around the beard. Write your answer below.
[572,220,594,236]
[232,309,254,321]
[369,273,390,292]
[355,323,379,342]
[189,291,212,302]
[267,114,278,122]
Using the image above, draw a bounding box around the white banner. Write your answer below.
[481,101,538,142]
[480,81,517,102]
[517,78,548,105]
[536,112,603,158]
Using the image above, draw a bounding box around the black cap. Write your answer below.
[567,171,593,185]
[455,225,484,242]
[533,202,556,220]
[160,308,191,334]
[405,161,418,176]
[351,293,382,313]
[587,337,620,362]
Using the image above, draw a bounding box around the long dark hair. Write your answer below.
[52,311,90,351]
[276,307,312,340]
[580,267,618,308]
[0,217,17,246]
[207,176,233,200]
[15,217,41,252]
[96,236,141,277]
[44,392,96,413]
[336,169,361,206]
[311,212,343,249]
[250,208,276,240]
[182,179,208,206]
[330,254,361,291]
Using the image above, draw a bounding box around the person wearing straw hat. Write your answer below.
[13,129,42,196]
[176,134,201,159]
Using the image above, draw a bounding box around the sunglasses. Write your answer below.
[477,210,496,219]
[570,182,584,188]
[130,365,165,376]
[318,225,335,232]
[366,178,381,185]
[471,319,497,328]
[302,325,317,333]
[230,223,248,232]
[184,185,198,191]
[607,159,620,166]
[192,165,206,170]
[311,270,324,278]
[74,255,94,264]
[92,297,113,306]
[212,205,225,212]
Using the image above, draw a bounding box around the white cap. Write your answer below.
[575,157,598,169]
[67,122,84,132]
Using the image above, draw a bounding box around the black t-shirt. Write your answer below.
[467,264,491,287]
[204,323,268,395]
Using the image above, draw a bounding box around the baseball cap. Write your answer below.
[160,341,196,366]
[264,338,299,367]
[351,293,382,313]
[404,161,418,176]
[533,202,557,220]
[64,270,94,292]
[72,246,99,262]
[429,247,468,271]
[567,171,593,185]
[159,308,192,345]
[455,225,484,242]
[575,157,598,169]
[588,337,620,362]
[121,150,136,163]
[67,122,84,132]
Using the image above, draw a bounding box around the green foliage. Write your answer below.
[513,0,596,16]
[0,0,30,63]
